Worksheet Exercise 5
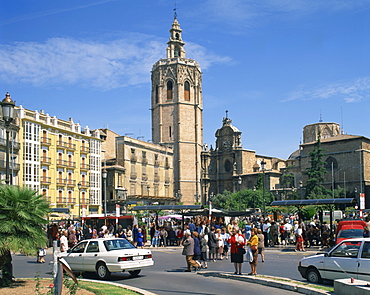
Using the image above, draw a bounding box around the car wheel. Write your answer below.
[128,270,141,277]
[96,262,111,280]
[306,267,322,284]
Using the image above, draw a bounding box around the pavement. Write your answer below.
[47,243,334,295]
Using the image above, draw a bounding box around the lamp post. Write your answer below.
[261,159,267,217]
[1,93,15,185]
[238,176,242,211]
[147,186,150,197]
[77,182,82,220]
[102,168,107,218]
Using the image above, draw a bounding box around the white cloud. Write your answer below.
[0,34,231,90]
[283,77,370,103]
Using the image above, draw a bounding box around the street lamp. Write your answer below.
[238,176,242,211]
[147,186,151,197]
[261,159,266,217]
[102,168,107,218]
[1,93,15,185]
[77,182,82,220]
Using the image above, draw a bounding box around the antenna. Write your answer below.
[174,2,177,19]
[319,110,323,122]
[225,110,229,118]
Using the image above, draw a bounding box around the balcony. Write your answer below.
[56,198,65,204]
[80,146,89,153]
[130,155,137,163]
[41,137,51,145]
[67,161,76,168]
[56,178,66,185]
[0,138,20,149]
[80,163,90,170]
[56,159,67,167]
[154,176,160,182]
[66,179,76,186]
[79,181,90,188]
[41,157,51,165]
[66,198,76,204]
[81,198,89,205]
[0,160,20,171]
[142,158,148,165]
[40,176,51,184]
[142,174,148,181]
[66,143,76,151]
[57,141,68,149]
[130,172,137,180]
[154,160,160,167]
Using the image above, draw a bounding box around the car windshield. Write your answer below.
[103,239,136,251]
[337,229,364,238]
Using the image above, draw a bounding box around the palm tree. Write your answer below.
[0,185,50,286]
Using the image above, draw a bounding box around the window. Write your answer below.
[155,85,159,104]
[330,241,361,258]
[167,80,173,100]
[169,126,172,139]
[361,242,370,259]
[86,241,99,253]
[184,81,190,101]
[71,241,88,253]
[174,46,180,57]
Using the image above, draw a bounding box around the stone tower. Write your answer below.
[151,17,203,204]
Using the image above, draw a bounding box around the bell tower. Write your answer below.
[151,16,203,204]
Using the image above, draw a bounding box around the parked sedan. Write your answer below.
[60,238,154,279]
[298,238,370,283]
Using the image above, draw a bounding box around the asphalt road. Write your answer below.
[11,247,315,295]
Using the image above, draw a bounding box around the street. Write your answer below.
[11,247,313,295]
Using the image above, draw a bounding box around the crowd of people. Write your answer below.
[45,212,370,274]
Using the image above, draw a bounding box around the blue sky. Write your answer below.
[1,0,370,159]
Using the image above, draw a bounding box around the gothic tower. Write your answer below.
[151,17,203,204]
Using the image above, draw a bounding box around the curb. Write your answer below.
[198,272,333,295]
[79,279,157,295]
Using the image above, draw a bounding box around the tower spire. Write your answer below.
[166,15,186,58]
[174,2,177,20]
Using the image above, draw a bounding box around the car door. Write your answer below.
[83,240,101,272]
[357,241,370,281]
[63,241,88,271]
[323,240,361,280]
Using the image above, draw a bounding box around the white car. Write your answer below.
[298,238,370,283]
[60,238,154,279]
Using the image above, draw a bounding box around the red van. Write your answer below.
[335,219,366,244]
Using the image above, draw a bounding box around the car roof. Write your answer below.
[339,237,370,242]
[80,238,127,242]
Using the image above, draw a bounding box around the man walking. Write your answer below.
[182,230,201,272]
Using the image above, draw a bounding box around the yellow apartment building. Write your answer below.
[17,106,102,218]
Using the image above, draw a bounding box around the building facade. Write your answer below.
[151,17,203,204]
[99,129,174,212]
[201,115,287,203]
[17,106,102,217]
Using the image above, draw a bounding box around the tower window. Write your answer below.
[169,126,172,138]
[167,81,173,100]
[155,85,159,104]
[184,81,190,101]
[175,33,179,40]
[174,46,180,57]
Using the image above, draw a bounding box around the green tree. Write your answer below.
[0,185,50,286]
[305,131,330,199]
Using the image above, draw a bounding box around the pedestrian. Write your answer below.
[228,226,245,275]
[151,226,160,247]
[215,228,224,260]
[208,226,217,262]
[136,228,144,249]
[60,230,69,252]
[221,227,230,260]
[256,229,265,262]
[247,228,259,275]
[199,233,208,269]
[182,230,201,272]
[126,225,133,243]
[295,224,306,251]
[192,231,201,263]
[37,247,46,263]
